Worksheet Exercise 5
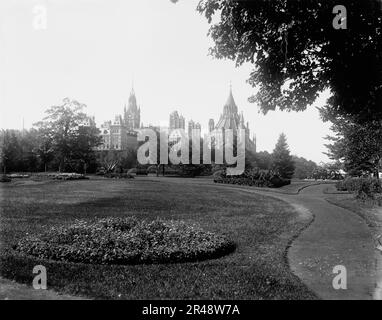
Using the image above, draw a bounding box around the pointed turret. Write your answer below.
[216,85,240,129]
[125,85,140,129]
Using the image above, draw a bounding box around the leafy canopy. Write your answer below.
[34,98,101,171]
[323,108,382,176]
[197,0,382,122]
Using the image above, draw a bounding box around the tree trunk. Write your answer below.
[374,159,380,180]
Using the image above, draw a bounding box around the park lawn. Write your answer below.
[326,193,382,238]
[0,177,317,299]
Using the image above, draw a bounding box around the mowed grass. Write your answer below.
[0,177,317,299]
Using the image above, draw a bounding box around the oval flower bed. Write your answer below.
[14,217,235,265]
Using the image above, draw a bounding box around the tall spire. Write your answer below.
[224,83,237,114]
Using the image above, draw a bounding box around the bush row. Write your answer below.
[213,168,291,188]
[336,177,382,200]
[104,173,134,179]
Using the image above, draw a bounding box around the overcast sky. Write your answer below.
[0,0,333,163]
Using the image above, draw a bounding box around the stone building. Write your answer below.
[209,86,256,153]
[169,111,185,130]
[97,88,141,151]
[188,120,201,137]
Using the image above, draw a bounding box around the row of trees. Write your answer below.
[0,99,102,174]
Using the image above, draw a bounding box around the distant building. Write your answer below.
[97,88,141,151]
[188,120,201,137]
[209,86,256,153]
[169,111,185,130]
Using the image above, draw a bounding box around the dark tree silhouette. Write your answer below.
[272,133,295,179]
[198,0,382,123]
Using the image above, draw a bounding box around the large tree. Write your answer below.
[292,156,317,179]
[34,98,101,172]
[323,110,382,177]
[0,130,21,173]
[272,133,295,179]
[197,0,382,122]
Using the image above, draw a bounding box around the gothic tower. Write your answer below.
[124,87,141,129]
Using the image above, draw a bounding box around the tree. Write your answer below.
[35,129,54,172]
[292,156,317,179]
[323,112,382,178]
[254,151,273,170]
[272,133,295,179]
[197,0,382,123]
[0,130,20,173]
[34,98,102,172]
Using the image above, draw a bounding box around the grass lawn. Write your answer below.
[0,177,317,299]
[325,193,382,238]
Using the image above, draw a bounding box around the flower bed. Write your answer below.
[52,173,89,180]
[14,217,235,265]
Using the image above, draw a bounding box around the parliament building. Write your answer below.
[96,86,256,154]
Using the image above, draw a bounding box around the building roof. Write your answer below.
[127,88,138,112]
[215,87,242,130]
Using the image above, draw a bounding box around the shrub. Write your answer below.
[213,168,290,188]
[14,217,235,265]
[104,172,134,179]
[336,177,382,200]
[0,175,11,183]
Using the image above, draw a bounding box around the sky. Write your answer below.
[0,0,333,163]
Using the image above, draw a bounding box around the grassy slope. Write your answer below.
[325,193,382,238]
[0,178,316,299]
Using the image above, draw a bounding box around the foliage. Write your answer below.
[104,172,134,179]
[51,173,89,180]
[336,177,382,200]
[214,167,290,188]
[292,156,318,179]
[0,99,101,174]
[197,0,382,123]
[15,217,235,265]
[0,129,41,173]
[253,151,272,170]
[272,133,295,179]
[0,174,11,183]
[323,112,382,177]
[34,98,102,173]
[312,162,344,180]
